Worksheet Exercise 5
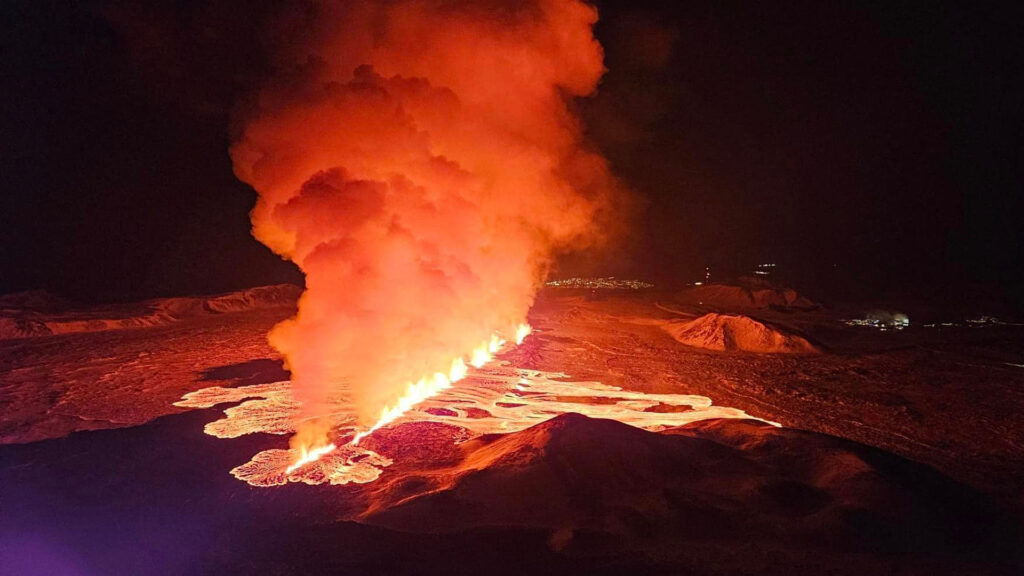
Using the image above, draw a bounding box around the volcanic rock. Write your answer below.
[676,283,817,310]
[364,413,1012,569]
[663,313,819,353]
[0,284,300,339]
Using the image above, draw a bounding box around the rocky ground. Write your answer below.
[517,289,1024,506]
[1,284,1023,575]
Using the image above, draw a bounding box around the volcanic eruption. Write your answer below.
[228,0,628,468]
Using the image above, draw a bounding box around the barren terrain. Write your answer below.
[2,285,1023,575]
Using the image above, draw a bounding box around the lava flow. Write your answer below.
[175,324,776,488]
[284,324,531,473]
[347,326,522,447]
[285,442,337,475]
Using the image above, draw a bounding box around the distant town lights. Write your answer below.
[546,277,653,290]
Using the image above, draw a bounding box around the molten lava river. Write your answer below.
[175,329,775,487]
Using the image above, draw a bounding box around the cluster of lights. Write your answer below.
[286,323,532,473]
[546,277,653,290]
[966,316,1002,325]
[843,316,910,331]
[846,314,1022,332]
[922,316,1019,328]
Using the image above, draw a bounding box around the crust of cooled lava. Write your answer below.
[663,312,819,353]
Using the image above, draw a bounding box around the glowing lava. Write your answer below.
[351,333,518,446]
[470,346,491,369]
[286,442,338,474]
[515,323,532,345]
[176,323,780,489]
[292,328,530,469]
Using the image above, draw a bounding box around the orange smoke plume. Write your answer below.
[229,0,626,454]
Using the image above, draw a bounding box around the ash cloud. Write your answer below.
[230,0,629,439]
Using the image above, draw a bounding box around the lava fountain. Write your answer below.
[283,323,528,473]
[229,0,627,472]
[175,331,779,488]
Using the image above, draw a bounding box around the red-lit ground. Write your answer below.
[0,286,297,443]
[2,285,1023,575]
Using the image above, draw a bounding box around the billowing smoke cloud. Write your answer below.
[230,0,627,447]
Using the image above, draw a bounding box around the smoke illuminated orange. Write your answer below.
[229,0,628,466]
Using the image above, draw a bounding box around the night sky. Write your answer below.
[2,0,1021,311]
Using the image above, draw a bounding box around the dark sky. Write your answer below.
[2,0,1022,310]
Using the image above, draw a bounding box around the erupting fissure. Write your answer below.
[285,442,338,475]
[176,353,779,488]
[286,324,532,472]
[229,0,627,478]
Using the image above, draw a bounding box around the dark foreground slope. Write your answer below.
[363,414,1019,574]
[2,406,1017,576]
[3,286,1024,574]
